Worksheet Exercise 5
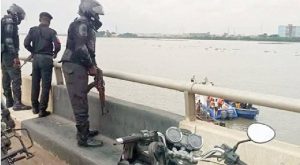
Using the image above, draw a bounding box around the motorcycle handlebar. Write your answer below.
[199,146,248,165]
[116,134,143,144]
[167,148,201,163]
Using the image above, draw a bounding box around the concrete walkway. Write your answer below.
[9,109,122,165]
[9,109,68,165]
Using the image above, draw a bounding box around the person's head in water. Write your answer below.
[39,12,53,26]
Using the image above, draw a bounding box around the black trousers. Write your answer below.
[1,52,22,102]
[62,62,89,126]
[31,54,53,111]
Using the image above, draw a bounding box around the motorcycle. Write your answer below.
[115,122,275,165]
[115,127,203,165]
[1,122,34,165]
[198,123,275,165]
[1,99,34,165]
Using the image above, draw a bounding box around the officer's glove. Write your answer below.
[13,57,21,68]
[88,66,97,76]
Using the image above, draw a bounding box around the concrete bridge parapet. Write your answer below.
[18,76,300,165]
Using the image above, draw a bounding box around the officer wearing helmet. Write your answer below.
[60,0,104,147]
[24,12,61,117]
[1,4,31,110]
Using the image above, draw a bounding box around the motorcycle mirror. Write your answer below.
[247,123,275,144]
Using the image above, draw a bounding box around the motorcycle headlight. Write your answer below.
[165,127,182,143]
[187,134,203,150]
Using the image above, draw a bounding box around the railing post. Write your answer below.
[54,66,64,85]
[184,91,196,121]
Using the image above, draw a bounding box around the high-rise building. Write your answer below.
[278,24,300,37]
[296,26,300,37]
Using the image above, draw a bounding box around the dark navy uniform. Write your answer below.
[61,17,102,147]
[61,0,104,147]
[1,8,31,110]
[24,12,61,117]
[61,16,97,125]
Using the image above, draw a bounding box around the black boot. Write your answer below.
[88,129,99,137]
[32,103,40,114]
[32,107,39,114]
[12,101,32,111]
[38,110,51,118]
[6,98,14,108]
[76,123,103,147]
[76,129,99,139]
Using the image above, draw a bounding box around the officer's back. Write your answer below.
[24,12,61,117]
[24,12,60,56]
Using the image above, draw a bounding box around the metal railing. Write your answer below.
[19,57,300,121]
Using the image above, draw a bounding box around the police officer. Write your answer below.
[60,0,104,147]
[24,12,61,117]
[1,4,31,110]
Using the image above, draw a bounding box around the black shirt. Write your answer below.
[24,24,61,56]
[1,14,19,56]
[61,17,96,68]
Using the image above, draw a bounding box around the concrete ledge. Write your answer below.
[19,76,300,165]
[19,77,184,165]
[52,85,184,139]
[21,114,122,165]
[180,120,300,165]
[21,76,54,112]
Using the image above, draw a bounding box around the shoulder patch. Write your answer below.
[78,23,88,37]
[4,17,14,24]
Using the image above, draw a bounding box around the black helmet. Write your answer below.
[78,0,104,31]
[7,4,25,24]
[78,0,104,17]
[39,12,53,20]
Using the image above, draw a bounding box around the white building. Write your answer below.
[296,26,300,37]
[278,24,300,37]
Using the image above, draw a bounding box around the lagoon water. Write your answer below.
[19,36,300,145]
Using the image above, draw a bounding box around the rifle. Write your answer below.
[20,54,33,68]
[87,68,106,115]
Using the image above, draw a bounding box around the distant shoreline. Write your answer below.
[125,36,300,42]
[51,33,300,43]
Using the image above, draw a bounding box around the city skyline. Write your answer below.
[1,0,300,35]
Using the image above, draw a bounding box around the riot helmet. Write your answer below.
[78,0,104,31]
[7,4,26,25]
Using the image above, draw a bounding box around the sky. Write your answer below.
[1,0,300,35]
